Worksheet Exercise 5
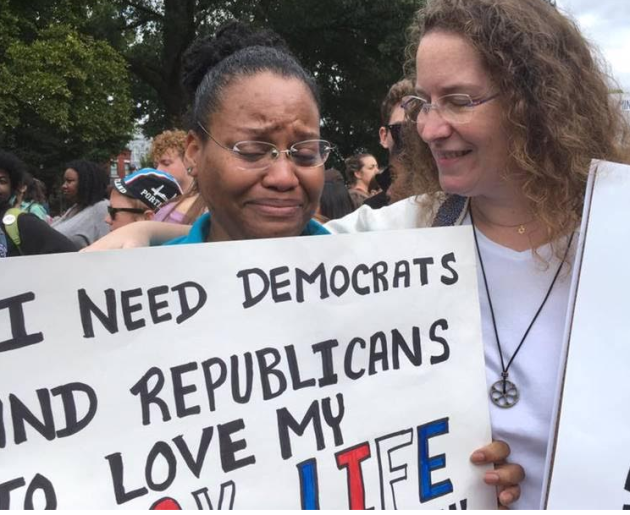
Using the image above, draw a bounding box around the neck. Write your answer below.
[208,216,230,243]
[180,174,194,193]
[470,193,532,226]
[470,195,547,251]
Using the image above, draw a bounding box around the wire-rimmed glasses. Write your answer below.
[401,93,499,126]
[197,122,334,171]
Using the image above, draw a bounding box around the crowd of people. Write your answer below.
[2,0,629,509]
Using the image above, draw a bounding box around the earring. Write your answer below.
[186,166,194,175]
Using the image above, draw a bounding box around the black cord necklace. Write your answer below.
[469,207,574,409]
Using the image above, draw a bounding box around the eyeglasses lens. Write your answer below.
[234,140,331,170]
[404,95,477,126]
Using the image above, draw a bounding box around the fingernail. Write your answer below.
[485,472,499,484]
[471,451,485,463]
[501,492,514,505]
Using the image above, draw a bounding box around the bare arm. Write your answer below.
[81,221,190,251]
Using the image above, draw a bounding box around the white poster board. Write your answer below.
[0,227,495,509]
[544,160,630,509]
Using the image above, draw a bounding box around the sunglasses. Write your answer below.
[107,206,146,220]
[386,123,404,150]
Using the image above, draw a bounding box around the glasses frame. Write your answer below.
[107,206,146,220]
[401,93,499,125]
[196,122,334,171]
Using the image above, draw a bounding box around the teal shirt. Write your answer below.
[20,201,49,222]
[164,213,329,245]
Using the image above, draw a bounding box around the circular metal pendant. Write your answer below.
[490,379,520,408]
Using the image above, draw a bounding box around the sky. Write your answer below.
[555,0,630,92]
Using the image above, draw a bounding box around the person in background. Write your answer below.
[51,159,109,249]
[365,79,415,209]
[314,168,354,223]
[105,168,182,232]
[13,171,51,223]
[150,130,192,192]
[0,150,76,257]
[345,153,380,209]
[326,0,630,507]
[150,130,204,224]
[152,180,207,226]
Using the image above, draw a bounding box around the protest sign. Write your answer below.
[544,160,630,509]
[0,226,495,509]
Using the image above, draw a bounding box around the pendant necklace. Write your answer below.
[472,208,535,235]
[469,207,574,409]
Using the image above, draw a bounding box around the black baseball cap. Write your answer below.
[113,168,182,212]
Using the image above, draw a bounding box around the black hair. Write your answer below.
[64,159,108,207]
[181,21,320,136]
[0,150,26,194]
[319,181,355,221]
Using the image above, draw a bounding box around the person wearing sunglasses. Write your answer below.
[365,79,416,210]
[105,168,182,232]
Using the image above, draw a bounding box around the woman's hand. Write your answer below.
[81,221,189,252]
[471,440,524,509]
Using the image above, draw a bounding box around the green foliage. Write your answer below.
[256,0,423,162]
[80,0,424,160]
[1,0,424,186]
[0,15,134,187]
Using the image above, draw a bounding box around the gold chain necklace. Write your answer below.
[471,204,536,235]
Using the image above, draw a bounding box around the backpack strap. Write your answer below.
[2,207,23,252]
[0,227,7,258]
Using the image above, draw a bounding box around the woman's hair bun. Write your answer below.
[181,21,291,99]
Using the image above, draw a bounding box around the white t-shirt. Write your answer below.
[462,214,575,509]
[326,199,575,509]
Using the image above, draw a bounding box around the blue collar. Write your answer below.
[165,212,329,245]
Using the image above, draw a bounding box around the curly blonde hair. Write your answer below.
[401,0,630,245]
[149,130,187,165]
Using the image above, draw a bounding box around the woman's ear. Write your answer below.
[185,131,201,177]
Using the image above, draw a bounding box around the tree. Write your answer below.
[257,0,423,163]
[0,0,134,186]
[80,0,424,161]
[1,0,424,185]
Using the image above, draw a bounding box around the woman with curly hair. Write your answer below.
[52,159,109,248]
[327,0,630,507]
[149,130,208,225]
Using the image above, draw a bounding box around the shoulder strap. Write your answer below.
[0,227,7,258]
[431,194,469,228]
[2,207,24,250]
